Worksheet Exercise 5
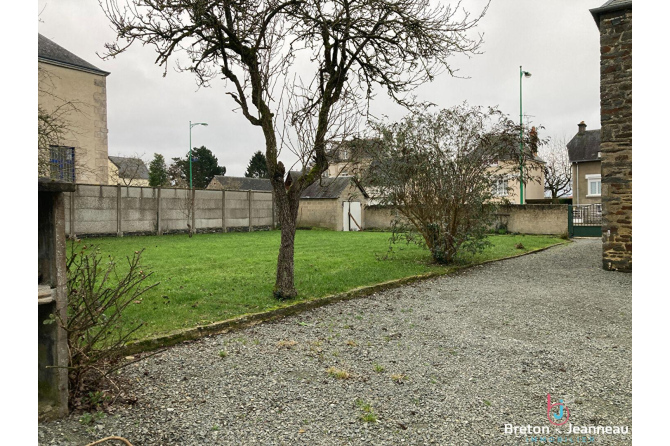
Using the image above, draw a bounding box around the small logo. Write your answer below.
[547,394,570,426]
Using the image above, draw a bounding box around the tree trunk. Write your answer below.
[273,193,300,299]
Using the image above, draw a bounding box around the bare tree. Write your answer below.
[101,0,489,298]
[539,136,572,202]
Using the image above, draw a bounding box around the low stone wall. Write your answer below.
[65,184,275,237]
[363,204,568,235]
[495,204,568,235]
[364,206,399,230]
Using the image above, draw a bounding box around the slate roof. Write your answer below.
[108,156,150,180]
[38,34,110,76]
[567,130,601,163]
[211,176,273,191]
[300,176,367,199]
[590,0,632,27]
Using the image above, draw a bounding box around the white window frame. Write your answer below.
[585,174,601,197]
[492,177,509,197]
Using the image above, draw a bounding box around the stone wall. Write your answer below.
[495,205,568,235]
[65,184,274,237]
[364,204,568,235]
[364,206,399,230]
[598,6,632,272]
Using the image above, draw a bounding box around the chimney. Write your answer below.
[529,126,539,155]
[578,121,587,134]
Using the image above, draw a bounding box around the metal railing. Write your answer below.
[572,204,602,226]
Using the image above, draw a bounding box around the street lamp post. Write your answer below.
[189,121,208,189]
[519,67,531,204]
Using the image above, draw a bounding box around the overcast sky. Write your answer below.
[38,0,606,177]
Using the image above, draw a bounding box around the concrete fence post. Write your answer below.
[222,190,227,233]
[69,188,76,239]
[116,185,123,237]
[156,187,162,236]
[191,188,196,235]
[271,191,275,229]
[248,190,253,232]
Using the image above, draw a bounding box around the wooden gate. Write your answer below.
[568,204,602,237]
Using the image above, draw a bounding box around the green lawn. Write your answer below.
[71,230,565,340]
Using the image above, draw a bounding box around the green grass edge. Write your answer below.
[119,239,570,356]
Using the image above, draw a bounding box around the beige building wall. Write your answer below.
[571,161,601,205]
[326,159,371,178]
[490,160,545,204]
[39,61,109,185]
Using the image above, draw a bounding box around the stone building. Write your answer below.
[568,121,602,206]
[38,34,110,184]
[590,0,632,272]
[297,176,369,231]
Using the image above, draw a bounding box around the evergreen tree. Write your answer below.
[148,153,169,186]
[244,151,269,178]
[172,146,226,188]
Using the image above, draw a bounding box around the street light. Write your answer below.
[189,121,208,189]
[519,67,531,204]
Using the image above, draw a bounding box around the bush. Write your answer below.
[46,243,158,410]
[365,104,541,264]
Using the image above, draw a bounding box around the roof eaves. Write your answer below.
[589,0,632,28]
[571,158,602,164]
[39,56,110,77]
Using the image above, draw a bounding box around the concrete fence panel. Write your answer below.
[66,184,275,237]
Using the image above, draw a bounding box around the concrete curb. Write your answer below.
[120,240,569,356]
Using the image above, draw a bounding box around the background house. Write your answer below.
[488,128,546,204]
[325,138,380,178]
[38,34,110,184]
[108,156,150,186]
[567,121,601,205]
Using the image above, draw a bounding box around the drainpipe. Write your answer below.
[575,163,579,206]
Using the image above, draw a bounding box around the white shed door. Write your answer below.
[343,201,362,231]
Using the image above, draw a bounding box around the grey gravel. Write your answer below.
[38,239,632,445]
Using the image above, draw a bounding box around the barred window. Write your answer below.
[49,146,75,183]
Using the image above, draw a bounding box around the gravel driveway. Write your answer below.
[39,239,632,445]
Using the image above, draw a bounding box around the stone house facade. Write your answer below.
[590,0,632,272]
[38,34,110,185]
